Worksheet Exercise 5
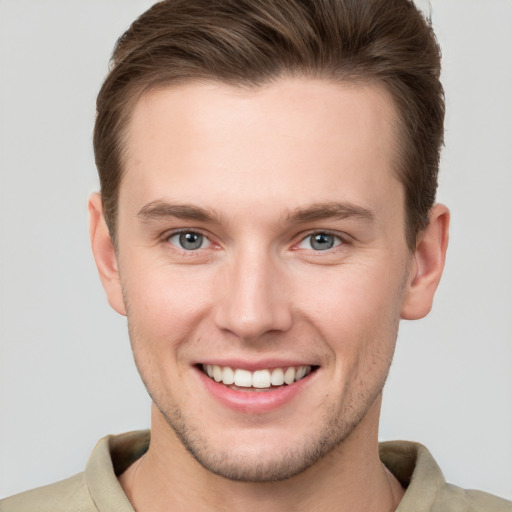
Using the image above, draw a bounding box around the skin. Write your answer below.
[90,78,449,511]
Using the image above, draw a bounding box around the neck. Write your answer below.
[119,400,404,512]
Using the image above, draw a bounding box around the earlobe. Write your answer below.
[401,203,450,320]
[88,193,126,316]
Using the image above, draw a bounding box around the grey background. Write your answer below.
[1,0,511,500]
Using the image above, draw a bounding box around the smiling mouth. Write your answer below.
[200,364,317,391]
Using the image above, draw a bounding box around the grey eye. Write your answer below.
[298,232,341,251]
[169,232,210,250]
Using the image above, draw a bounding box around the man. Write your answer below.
[1,0,510,510]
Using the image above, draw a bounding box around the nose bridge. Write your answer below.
[214,244,291,339]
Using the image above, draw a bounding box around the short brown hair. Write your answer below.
[94,0,444,249]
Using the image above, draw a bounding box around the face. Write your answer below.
[103,78,418,481]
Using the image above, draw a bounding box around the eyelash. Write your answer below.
[165,229,213,253]
[163,229,348,254]
[296,231,346,252]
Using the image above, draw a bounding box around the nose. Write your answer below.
[214,248,293,340]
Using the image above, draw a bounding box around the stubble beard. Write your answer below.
[153,383,386,483]
[124,273,406,483]
[129,324,395,482]
[127,324,400,483]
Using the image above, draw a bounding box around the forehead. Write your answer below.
[121,77,402,226]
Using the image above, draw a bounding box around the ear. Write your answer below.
[401,203,450,320]
[88,193,126,316]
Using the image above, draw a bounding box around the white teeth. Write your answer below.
[271,368,285,386]
[234,368,252,387]
[252,369,271,388]
[295,366,307,381]
[284,367,296,385]
[202,364,312,389]
[213,365,222,382]
[222,366,235,385]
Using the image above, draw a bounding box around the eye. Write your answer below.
[168,231,211,251]
[298,232,343,251]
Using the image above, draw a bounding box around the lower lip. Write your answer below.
[196,367,315,414]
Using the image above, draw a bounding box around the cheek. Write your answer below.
[297,262,404,324]
[121,262,215,348]
[123,269,210,396]
[292,261,406,374]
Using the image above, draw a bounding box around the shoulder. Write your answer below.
[0,431,148,512]
[0,473,96,512]
[438,484,512,512]
[380,441,512,512]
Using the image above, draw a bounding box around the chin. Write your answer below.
[156,396,378,483]
[189,448,324,482]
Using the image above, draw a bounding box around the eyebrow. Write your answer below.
[286,202,376,224]
[137,200,375,226]
[137,200,221,223]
